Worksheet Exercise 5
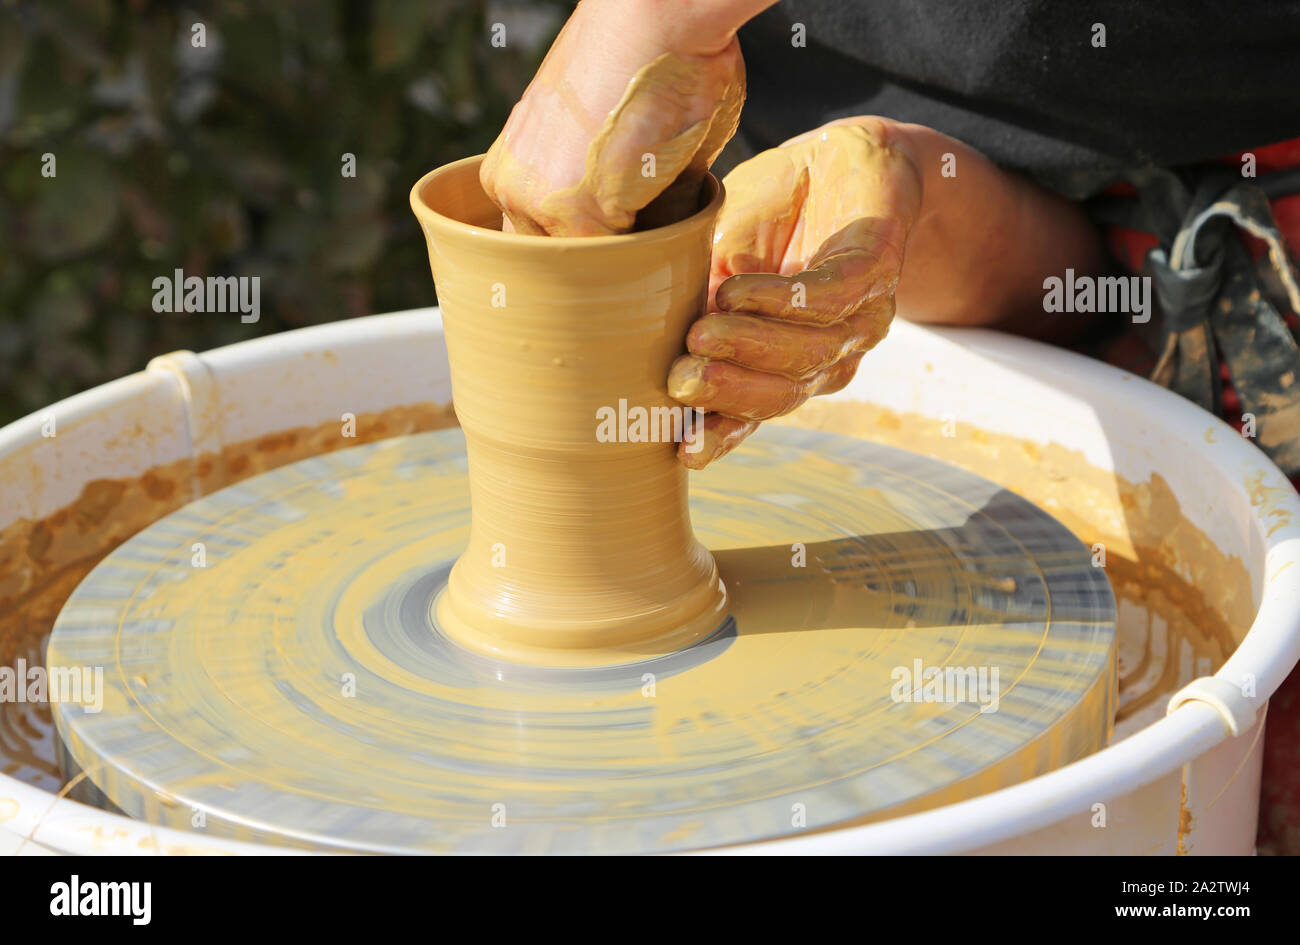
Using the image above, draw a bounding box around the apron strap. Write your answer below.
[1070,165,1300,474]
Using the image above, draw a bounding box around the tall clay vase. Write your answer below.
[410,156,728,666]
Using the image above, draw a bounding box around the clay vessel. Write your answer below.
[410,156,727,665]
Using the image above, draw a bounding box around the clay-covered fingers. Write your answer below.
[670,355,798,421]
[678,413,758,469]
[668,349,866,422]
[668,350,869,468]
[671,120,921,469]
[815,350,866,397]
[715,217,906,325]
[686,300,892,379]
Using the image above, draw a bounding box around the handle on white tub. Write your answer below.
[1166,675,1258,737]
[146,350,227,501]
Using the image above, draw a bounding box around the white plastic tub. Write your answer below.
[2,308,1297,855]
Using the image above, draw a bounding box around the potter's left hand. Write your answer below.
[669,120,921,468]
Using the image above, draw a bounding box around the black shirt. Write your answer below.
[735,0,1300,187]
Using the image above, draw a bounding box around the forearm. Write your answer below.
[629,0,780,54]
[885,120,1105,340]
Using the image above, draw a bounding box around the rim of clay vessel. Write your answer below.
[409,154,724,248]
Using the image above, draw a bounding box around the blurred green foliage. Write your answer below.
[0,0,569,423]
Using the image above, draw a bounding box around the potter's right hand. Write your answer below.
[480,0,774,236]
[669,121,922,468]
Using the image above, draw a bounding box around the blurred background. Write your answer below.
[0,0,571,424]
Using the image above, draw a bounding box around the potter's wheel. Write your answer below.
[48,425,1116,853]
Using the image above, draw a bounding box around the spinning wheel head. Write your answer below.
[49,426,1116,854]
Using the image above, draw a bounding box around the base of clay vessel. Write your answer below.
[49,426,1116,854]
[432,578,730,667]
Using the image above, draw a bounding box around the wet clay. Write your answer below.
[776,400,1246,726]
[48,426,1115,853]
[0,402,457,788]
[710,122,917,300]
[660,122,921,467]
[412,157,728,665]
[481,51,744,236]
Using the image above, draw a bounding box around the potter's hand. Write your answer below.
[670,121,922,468]
[480,0,772,236]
